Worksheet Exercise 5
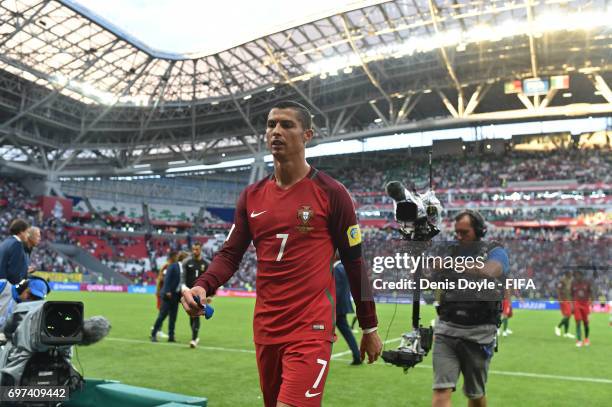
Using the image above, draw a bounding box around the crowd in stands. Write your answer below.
[1,147,609,293]
[332,148,611,192]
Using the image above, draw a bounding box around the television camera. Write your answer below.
[381,152,441,372]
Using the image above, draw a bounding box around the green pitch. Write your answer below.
[55,292,612,406]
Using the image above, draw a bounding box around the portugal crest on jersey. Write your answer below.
[296,205,314,233]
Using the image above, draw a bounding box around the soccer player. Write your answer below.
[182,242,209,348]
[555,271,573,338]
[500,289,513,337]
[182,101,382,407]
[571,270,592,347]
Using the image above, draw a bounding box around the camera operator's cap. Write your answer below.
[29,278,49,299]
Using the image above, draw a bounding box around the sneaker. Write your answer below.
[576,340,583,347]
[189,338,200,348]
[168,337,176,343]
[564,332,575,338]
[584,338,590,346]
[506,329,513,335]
[555,327,561,336]
[158,331,169,339]
[502,331,508,337]
[350,359,363,366]
[150,334,158,342]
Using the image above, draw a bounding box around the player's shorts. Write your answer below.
[574,302,590,323]
[432,334,493,399]
[502,299,512,318]
[255,340,332,407]
[560,301,572,317]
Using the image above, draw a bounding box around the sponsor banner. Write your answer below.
[592,303,610,313]
[375,295,425,304]
[80,284,128,292]
[128,285,156,294]
[50,282,81,291]
[216,289,256,298]
[512,300,559,310]
[33,271,82,283]
[512,301,610,313]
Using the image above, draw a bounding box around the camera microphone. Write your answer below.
[385,181,407,202]
[386,181,419,223]
[80,316,111,346]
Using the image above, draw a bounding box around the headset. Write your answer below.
[14,276,52,300]
[454,209,487,239]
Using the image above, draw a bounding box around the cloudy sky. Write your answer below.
[75,0,385,55]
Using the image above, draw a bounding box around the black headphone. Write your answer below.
[15,276,51,299]
[455,209,487,239]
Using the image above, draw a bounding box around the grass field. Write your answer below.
[54,291,612,406]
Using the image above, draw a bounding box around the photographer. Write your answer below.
[432,210,509,407]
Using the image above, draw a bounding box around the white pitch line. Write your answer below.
[105,337,256,354]
[333,357,612,385]
[331,337,401,359]
[486,369,612,385]
[106,337,612,385]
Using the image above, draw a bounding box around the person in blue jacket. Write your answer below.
[151,251,183,343]
[0,219,30,284]
[334,254,362,365]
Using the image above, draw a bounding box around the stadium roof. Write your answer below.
[1,0,612,178]
[73,0,391,56]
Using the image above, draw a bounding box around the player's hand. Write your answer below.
[360,330,383,364]
[180,286,206,317]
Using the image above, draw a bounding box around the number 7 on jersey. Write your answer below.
[275,233,289,261]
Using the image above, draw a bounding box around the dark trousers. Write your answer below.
[190,316,200,340]
[337,313,360,362]
[152,293,180,339]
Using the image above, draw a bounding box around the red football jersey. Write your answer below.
[195,168,377,345]
[571,280,591,302]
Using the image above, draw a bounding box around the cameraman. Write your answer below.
[0,277,49,335]
[432,210,509,407]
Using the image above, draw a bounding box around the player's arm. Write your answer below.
[329,182,381,363]
[182,190,252,315]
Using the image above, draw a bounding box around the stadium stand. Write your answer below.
[1,145,609,292]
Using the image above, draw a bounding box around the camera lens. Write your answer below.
[42,302,83,341]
